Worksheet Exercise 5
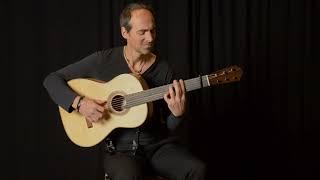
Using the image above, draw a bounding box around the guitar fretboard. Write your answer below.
[123,75,210,108]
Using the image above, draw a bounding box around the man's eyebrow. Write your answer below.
[138,27,156,31]
[137,28,154,32]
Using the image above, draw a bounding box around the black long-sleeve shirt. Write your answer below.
[43,46,182,146]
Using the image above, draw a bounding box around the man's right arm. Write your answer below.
[43,52,102,112]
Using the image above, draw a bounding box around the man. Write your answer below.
[43,3,206,180]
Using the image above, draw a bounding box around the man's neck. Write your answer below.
[124,46,146,65]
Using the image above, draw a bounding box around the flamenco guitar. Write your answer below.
[59,65,243,147]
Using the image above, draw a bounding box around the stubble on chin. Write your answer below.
[141,46,154,55]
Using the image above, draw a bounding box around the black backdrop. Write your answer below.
[5,0,319,179]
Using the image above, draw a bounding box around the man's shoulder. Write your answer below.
[154,56,172,70]
[96,46,123,57]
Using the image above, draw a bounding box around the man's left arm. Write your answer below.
[164,79,186,131]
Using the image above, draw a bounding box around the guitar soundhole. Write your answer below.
[111,95,125,112]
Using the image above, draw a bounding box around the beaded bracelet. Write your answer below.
[76,96,84,112]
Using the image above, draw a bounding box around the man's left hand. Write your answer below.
[164,79,186,117]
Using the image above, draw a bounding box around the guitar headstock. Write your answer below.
[208,65,243,86]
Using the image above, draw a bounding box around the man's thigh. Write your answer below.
[149,143,206,179]
[104,152,146,179]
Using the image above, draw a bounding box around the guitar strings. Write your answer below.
[112,72,235,108]
[110,83,198,109]
[110,71,240,109]
[124,72,237,105]
[110,78,206,109]
[124,79,203,106]
[111,77,206,108]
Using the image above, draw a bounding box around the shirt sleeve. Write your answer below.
[42,51,106,112]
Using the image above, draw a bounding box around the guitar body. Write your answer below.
[59,74,151,147]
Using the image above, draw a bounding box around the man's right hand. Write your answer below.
[74,96,108,123]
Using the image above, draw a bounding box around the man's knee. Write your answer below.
[178,159,206,180]
[189,159,206,178]
[104,158,144,180]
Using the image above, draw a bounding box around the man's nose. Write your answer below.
[145,31,154,43]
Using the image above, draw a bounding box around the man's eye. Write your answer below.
[138,31,145,35]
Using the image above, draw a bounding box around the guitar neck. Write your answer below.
[123,75,210,108]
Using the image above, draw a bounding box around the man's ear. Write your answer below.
[121,27,128,39]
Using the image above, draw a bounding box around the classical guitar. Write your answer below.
[59,65,243,147]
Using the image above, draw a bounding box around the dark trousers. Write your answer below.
[103,143,206,180]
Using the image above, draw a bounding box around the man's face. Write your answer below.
[122,9,156,55]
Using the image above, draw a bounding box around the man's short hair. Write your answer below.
[120,3,155,32]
